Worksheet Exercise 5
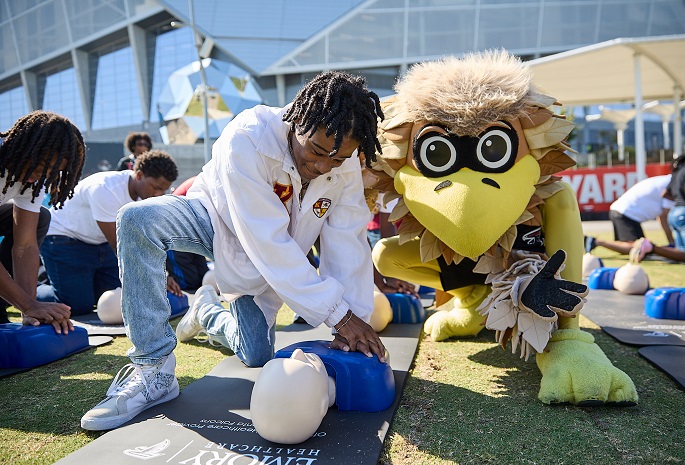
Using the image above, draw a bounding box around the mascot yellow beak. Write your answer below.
[395,155,540,259]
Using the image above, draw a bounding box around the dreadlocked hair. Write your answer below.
[0,110,85,209]
[133,150,178,182]
[282,71,384,167]
[125,132,152,153]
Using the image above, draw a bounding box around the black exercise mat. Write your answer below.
[582,289,685,346]
[56,322,422,465]
[71,313,127,336]
[638,346,685,390]
[0,335,112,378]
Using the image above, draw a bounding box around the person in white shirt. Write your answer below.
[585,174,674,254]
[81,70,387,431]
[37,150,177,314]
[0,110,85,334]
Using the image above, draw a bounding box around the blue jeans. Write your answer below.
[195,295,276,367]
[668,205,685,251]
[37,235,120,315]
[117,195,274,367]
[367,229,381,250]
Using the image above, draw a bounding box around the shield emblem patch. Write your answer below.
[313,198,331,218]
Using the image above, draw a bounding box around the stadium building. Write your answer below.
[1,0,684,180]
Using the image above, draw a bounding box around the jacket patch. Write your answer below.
[313,198,331,218]
[273,182,293,205]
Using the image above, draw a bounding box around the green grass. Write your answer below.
[381,228,685,465]
[1,227,684,464]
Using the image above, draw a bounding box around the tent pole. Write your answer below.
[634,52,646,181]
[674,87,683,158]
[189,0,211,164]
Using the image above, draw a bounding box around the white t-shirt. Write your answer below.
[610,174,674,223]
[370,192,399,216]
[0,181,46,212]
[48,170,135,244]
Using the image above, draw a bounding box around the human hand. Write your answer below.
[22,301,73,334]
[166,276,183,296]
[378,278,419,298]
[329,310,387,363]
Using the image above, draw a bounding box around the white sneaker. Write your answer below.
[175,284,220,342]
[80,353,179,431]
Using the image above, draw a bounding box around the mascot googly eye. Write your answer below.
[475,124,518,171]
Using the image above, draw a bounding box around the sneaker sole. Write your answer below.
[80,381,180,431]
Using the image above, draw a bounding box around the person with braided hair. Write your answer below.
[0,110,85,334]
[81,70,387,431]
[37,150,178,315]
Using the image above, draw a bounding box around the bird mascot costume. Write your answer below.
[368,50,638,406]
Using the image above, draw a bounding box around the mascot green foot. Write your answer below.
[536,329,638,406]
[423,285,488,341]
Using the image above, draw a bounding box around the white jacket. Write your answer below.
[188,105,373,330]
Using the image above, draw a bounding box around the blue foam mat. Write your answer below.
[0,333,112,378]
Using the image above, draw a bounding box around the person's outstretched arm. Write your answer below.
[658,209,675,245]
[4,207,72,333]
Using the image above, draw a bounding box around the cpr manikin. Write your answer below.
[201,269,219,293]
[96,287,123,324]
[250,349,335,444]
[369,289,393,332]
[581,253,603,278]
[613,262,650,295]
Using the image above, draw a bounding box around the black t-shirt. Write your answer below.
[438,224,546,292]
[668,165,685,206]
[116,154,135,171]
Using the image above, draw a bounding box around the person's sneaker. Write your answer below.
[584,235,597,253]
[80,353,179,431]
[176,284,220,342]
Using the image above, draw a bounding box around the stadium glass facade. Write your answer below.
[1,0,684,178]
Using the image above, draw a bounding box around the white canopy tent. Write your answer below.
[644,99,685,150]
[527,34,685,180]
[585,107,636,162]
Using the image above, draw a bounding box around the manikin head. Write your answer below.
[613,263,649,295]
[250,349,335,444]
[369,289,393,332]
[582,253,603,278]
[96,287,123,324]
